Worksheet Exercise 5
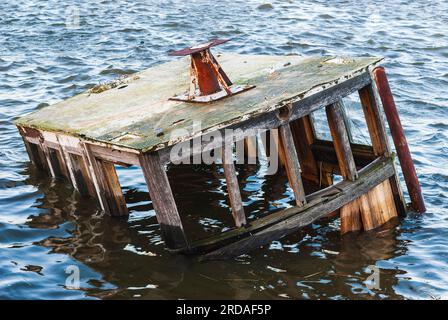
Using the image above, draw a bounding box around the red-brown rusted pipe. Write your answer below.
[373,67,426,213]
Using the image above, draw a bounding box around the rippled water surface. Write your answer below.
[1,0,447,299]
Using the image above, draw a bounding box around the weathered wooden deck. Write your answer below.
[15,53,424,259]
[15,54,382,152]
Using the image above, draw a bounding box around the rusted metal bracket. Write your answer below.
[169,39,255,103]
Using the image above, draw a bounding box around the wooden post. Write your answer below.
[326,101,362,232]
[82,143,128,216]
[22,139,48,172]
[139,152,188,249]
[359,84,406,216]
[326,101,358,181]
[37,140,57,178]
[278,123,307,207]
[373,67,425,213]
[68,153,96,197]
[290,115,333,187]
[328,100,399,233]
[222,144,247,227]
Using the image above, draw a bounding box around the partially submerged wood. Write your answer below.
[278,123,307,206]
[139,152,188,249]
[200,156,395,259]
[15,54,382,154]
[222,144,247,227]
[15,53,419,257]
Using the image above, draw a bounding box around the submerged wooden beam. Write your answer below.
[290,115,333,187]
[139,152,188,250]
[67,153,96,197]
[82,143,128,216]
[198,156,395,259]
[359,82,407,216]
[222,145,247,227]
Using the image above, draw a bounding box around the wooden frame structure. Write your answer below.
[15,54,424,259]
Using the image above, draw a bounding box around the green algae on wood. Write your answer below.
[15,54,383,153]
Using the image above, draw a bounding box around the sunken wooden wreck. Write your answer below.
[15,40,425,259]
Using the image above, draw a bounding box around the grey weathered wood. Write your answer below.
[68,153,96,197]
[82,143,128,216]
[139,152,188,249]
[311,139,376,170]
[22,139,47,172]
[222,144,247,227]
[200,156,394,260]
[158,72,372,164]
[88,144,140,166]
[326,101,358,181]
[278,123,307,206]
[47,148,65,179]
[96,159,128,216]
[359,84,390,156]
[16,55,381,155]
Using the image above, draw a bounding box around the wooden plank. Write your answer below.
[139,152,188,249]
[311,139,376,171]
[68,153,96,197]
[95,159,128,216]
[15,55,382,154]
[243,136,258,165]
[159,71,373,165]
[47,148,65,179]
[222,145,247,227]
[88,143,140,166]
[201,156,395,259]
[22,139,47,172]
[278,123,307,206]
[360,81,407,216]
[39,142,57,178]
[326,101,358,181]
[81,143,128,216]
[180,156,394,255]
[359,84,390,156]
[290,116,321,185]
[340,197,363,233]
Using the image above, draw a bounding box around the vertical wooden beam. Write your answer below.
[47,148,65,178]
[290,115,333,187]
[82,143,128,216]
[278,123,307,207]
[243,136,258,165]
[326,101,362,233]
[359,83,406,216]
[222,144,247,227]
[373,67,425,213]
[23,140,48,172]
[326,101,358,181]
[68,153,96,197]
[139,152,188,249]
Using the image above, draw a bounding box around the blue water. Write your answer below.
[0,0,447,299]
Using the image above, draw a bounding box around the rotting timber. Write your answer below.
[15,42,425,259]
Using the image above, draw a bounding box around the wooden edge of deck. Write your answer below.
[158,71,372,164]
[169,155,394,258]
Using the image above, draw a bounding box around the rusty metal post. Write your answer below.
[168,39,254,103]
[373,67,426,213]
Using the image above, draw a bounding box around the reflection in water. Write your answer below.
[21,159,407,299]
